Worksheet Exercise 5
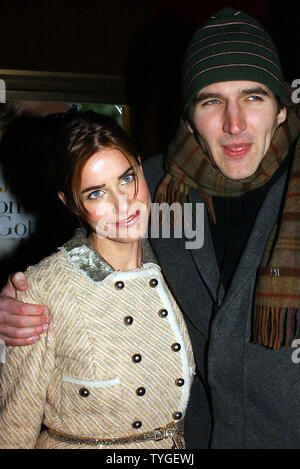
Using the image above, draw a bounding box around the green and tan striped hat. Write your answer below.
[183,6,289,113]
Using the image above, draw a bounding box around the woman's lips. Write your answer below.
[222,143,252,159]
[116,210,140,227]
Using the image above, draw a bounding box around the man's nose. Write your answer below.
[222,102,246,135]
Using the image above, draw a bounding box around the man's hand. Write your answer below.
[0,273,50,346]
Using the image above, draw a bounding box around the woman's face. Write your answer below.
[80,147,151,244]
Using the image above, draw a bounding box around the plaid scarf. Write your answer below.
[155,105,300,349]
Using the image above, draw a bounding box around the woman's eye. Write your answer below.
[88,190,104,200]
[122,173,135,185]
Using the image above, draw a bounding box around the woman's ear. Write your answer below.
[137,156,144,174]
[185,119,194,134]
[58,191,67,207]
[58,191,80,216]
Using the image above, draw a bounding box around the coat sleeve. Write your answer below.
[0,269,56,449]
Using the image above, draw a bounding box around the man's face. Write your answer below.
[187,81,287,180]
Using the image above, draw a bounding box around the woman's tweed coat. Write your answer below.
[0,231,195,449]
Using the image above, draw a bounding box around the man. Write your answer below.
[0,7,299,448]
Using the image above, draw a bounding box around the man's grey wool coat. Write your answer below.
[144,153,300,449]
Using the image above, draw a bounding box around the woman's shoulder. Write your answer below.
[16,251,72,306]
[24,251,70,286]
[24,229,91,285]
[23,228,111,291]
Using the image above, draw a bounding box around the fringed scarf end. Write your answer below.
[253,305,299,350]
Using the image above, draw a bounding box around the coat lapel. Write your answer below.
[148,190,220,338]
[187,195,222,303]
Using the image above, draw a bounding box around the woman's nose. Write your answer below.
[114,193,130,214]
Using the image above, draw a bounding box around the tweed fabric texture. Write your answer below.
[183,7,289,112]
[155,104,300,349]
[0,237,194,449]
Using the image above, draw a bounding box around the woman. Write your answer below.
[0,111,195,449]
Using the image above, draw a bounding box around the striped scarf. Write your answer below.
[155,105,300,349]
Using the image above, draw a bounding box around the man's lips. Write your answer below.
[115,210,140,227]
[222,143,252,158]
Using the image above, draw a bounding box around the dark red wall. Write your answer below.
[0,0,154,75]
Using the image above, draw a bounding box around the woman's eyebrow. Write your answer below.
[118,166,134,180]
[81,166,134,194]
[81,184,105,194]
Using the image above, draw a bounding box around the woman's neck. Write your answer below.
[88,233,142,271]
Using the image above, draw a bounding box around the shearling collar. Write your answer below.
[60,228,157,282]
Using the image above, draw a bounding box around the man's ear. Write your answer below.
[277,106,287,127]
[58,191,67,207]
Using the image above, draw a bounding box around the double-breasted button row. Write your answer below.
[132,411,183,430]
[79,385,182,423]
[116,278,159,290]
[131,349,143,427]
[114,276,184,428]
[132,411,182,430]
[125,309,168,324]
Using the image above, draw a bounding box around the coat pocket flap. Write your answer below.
[62,374,120,388]
[56,355,95,380]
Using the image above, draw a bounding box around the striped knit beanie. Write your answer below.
[183,7,289,113]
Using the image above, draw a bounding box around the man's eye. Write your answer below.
[88,190,104,200]
[122,173,135,184]
[247,95,262,101]
[202,99,220,106]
